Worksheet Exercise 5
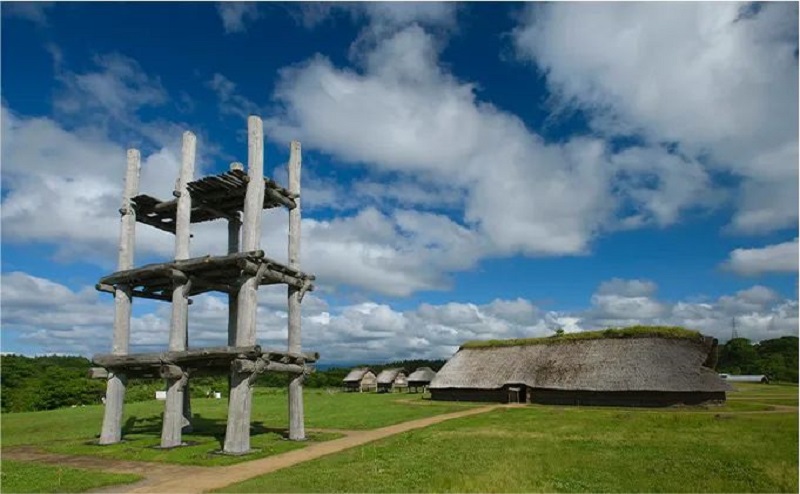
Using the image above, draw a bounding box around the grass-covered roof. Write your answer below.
[460,326,704,350]
[433,327,726,392]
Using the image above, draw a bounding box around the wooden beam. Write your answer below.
[93,346,263,368]
[238,260,309,289]
[88,367,109,379]
[264,187,295,209]
[160,364,185,379]
[266,361,306,374]
[98,283,193,304]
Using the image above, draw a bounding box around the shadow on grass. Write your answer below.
[121,414,290,448]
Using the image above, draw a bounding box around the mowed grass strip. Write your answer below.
[42,430,342,467]
[219,403,798,493]
[1,389,475,466]
[0,460,141,493]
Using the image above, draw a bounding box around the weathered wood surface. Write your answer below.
[162,131,196,448]
[97,283,189,303]
[224,371,253,454]
[238,254,317,280]
[160,364,184,379]
[93,346,263,368]
[98,251,264,285]
[97,250,314,299]
[227,194,241,346]
[225,116,265,455]
[263,350,319,364]
[131,170,296,234]
[88,367,109,379]
[233,358,307,375]
[238,260,311,290]
[287,140,305,441]
[161,373,188,448]
[99,148,140,445]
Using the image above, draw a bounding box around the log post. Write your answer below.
[161,131,195,448]
[226,163,242,404]
[99,149,140,445]
[227,162,243,346]
[224,117,264,454]
[287,140,305,441]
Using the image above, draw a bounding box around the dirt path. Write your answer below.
[117,405,498,493]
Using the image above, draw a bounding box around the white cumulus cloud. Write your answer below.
[513,2,798,234]
[723,239,799,276]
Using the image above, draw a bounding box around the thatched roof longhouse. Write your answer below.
[430,333,730,393]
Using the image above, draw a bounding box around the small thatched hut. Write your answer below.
[407,367,437,393]
[376,368,408,393]
[342,367,377,392]
[429,327,731,406]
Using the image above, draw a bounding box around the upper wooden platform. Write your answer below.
[132,169,297,234]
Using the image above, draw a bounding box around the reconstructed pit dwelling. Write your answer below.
[89,116,317,454]
[430,328,732,406]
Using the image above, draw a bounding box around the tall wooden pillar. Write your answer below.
[227,162,243,347]
[226,163,242,405]
[224,116,265,454]
[99,149,140,445]
[287,141,305,441]
[161,131,195,448]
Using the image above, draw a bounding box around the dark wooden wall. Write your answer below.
[431,387,726,406]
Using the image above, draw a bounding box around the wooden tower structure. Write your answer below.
[89,116,317,453]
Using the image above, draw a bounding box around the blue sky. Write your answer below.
[1,2,798,363]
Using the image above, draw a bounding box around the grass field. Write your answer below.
[2,389,473,463]
[220,383,798,493]
[0,460,141,493]
[1,389,472,444]
[2,384,796,493]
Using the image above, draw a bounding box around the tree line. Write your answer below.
[716,336,798,382]
[0,354,446,413]
[2,338,794,413]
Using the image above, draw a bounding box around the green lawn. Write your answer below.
[1,389,474,465]
[1,388,472,492]
[2,385,796,493]
[42,430,342,467]
[0,460,141,493]
[220,386,798,493]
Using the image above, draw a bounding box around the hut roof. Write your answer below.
[408,367,437,383]
[376,368,405,384]
[430,333,731,393]
[460,326,703,349]
[343,367,372,382]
